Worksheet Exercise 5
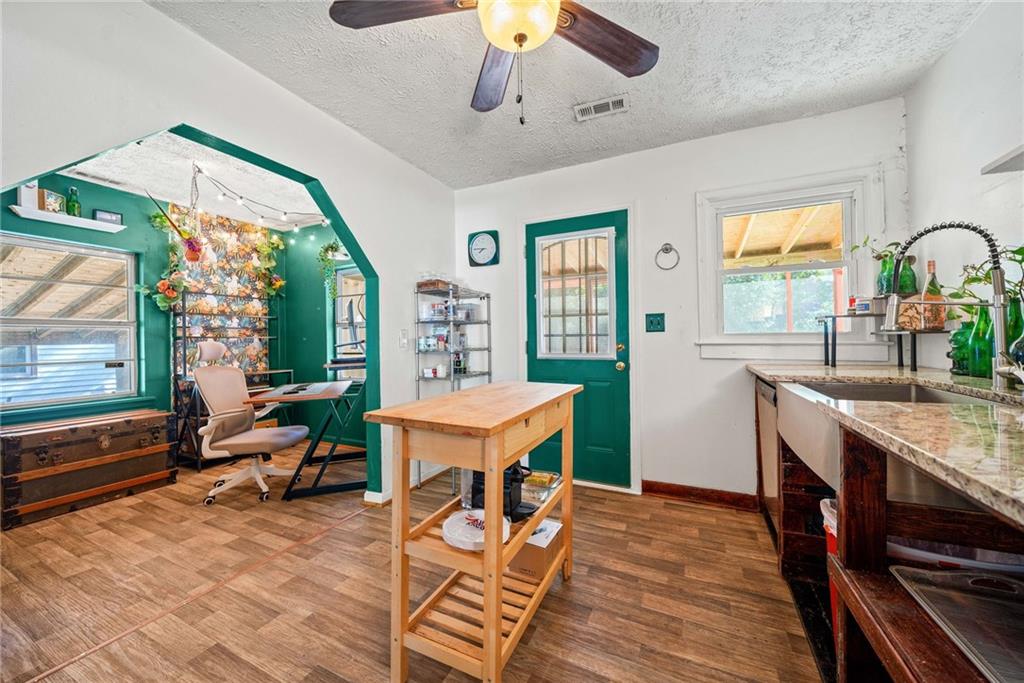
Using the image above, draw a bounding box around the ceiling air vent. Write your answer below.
[573,94,630,123]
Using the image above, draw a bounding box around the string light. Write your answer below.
[289,238,296,245]
[194,170,329,229]
[308,234,315,241]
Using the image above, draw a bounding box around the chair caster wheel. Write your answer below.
[214,480,226,488]
[259,491,270,502]
[295,475,301,482]
[203,496,216,506]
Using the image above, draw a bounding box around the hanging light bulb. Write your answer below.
[280,211,289,221]
[217,192,226,202]
[322,218,331,226]
[258,216,265,225]
[292,226,299,234]
[235,196,244,206]
[477,0,559,53]
[289,238,296,245]
[308,233,315,241]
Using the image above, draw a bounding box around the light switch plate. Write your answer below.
[399,328,409,349]
[645,313,665,333]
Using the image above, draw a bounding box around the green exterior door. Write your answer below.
[525,210,630,486]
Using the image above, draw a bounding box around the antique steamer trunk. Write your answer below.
[1,409,177,530]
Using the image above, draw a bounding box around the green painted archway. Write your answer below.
[0,124,383,493]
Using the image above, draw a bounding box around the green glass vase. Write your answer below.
[876,256,919,296]
[967,307,994,379]
[947,315,974,376]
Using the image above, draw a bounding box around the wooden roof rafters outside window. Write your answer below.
[722,200,844,270]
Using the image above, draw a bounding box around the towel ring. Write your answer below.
[655,243,680,271]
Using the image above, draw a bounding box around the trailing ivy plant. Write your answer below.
[944,245,1024,319]
[318,239,348,298]
[256,233,287,297]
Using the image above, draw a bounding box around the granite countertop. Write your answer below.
[746,363,1024,529]
[818,400,1024,530]
[746,363,1024,407]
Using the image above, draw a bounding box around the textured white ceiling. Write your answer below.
[150,1,983,189]
[64,132,322,230]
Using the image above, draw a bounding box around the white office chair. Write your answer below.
[193,341,309,504]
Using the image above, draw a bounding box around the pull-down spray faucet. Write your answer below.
[881,221,1014,391]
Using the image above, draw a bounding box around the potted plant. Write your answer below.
[318,239,349,298]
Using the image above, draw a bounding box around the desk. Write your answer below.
[247,381,367,500]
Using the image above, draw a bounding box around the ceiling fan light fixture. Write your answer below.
[477,0,560,53]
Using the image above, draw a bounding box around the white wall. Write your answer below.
[1,1,455,501]
[455,100,908,494]
[905,2,1024,369]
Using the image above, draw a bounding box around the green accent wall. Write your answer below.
[0,174,172,425]
[276,225,366,447]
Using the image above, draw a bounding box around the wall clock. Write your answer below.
[468,230,500,267]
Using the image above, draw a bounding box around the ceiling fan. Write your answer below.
[329,0,659,113]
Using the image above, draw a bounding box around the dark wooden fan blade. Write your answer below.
[471,44,515,112]
[329,0,471,29]
[556,0,659,77]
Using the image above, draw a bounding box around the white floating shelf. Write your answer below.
[8,205,126,234]
[981,144,1024,175]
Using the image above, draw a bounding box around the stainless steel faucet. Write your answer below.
[881,221,1014,391]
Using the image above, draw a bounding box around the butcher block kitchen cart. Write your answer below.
[365,380,582,683]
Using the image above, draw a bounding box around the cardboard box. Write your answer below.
[508,519,562,580]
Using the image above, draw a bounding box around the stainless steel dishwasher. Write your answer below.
[756,379,780,534]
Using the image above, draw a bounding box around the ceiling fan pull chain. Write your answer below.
[516,40,525,125]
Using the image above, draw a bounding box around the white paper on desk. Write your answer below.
[527,521,561,548]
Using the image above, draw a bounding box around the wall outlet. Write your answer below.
[645,313,666,333]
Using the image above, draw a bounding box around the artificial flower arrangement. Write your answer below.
[137,237,188,311]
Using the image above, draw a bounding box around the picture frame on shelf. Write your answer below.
[38,189,65,214]
[93,209,123,225]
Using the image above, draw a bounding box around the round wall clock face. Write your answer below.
[470,232,498,266]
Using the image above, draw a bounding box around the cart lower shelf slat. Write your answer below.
[408,550,563,678]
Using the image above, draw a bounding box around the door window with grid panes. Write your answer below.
[536,228,615,358]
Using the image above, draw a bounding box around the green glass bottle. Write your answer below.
[967,307,993,379]
[66,187,81,218]
[898,259,919,296]
[876,255,919,296]
[1007,297,1023,345]
[947,314,974,375]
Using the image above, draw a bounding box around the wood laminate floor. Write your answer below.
[1,443,818,682]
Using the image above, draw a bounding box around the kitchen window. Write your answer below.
[721,199,849,334]
[695,169,890,361]
[0,233,138,408]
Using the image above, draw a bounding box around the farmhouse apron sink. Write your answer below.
[776,382,996,510]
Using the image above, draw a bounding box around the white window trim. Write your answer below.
[694,166,891,361]
[0,233,138,409]
[535,226,617,361]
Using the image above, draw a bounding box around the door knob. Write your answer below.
[615,361,626,371]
